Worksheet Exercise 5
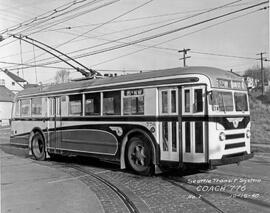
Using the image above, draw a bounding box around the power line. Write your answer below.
[63,1,270,62]
[0,60,74,70]
[4,4,265,71]
[22,0,244,66]
[90,6,265,67]
[36,0,154,52]
[20,0,150,66]
[19,0,116,36]
[1,0,91,34]
[43,0,256,30]
[59,0,243,58]
[190,51,257,60]
[0,0,108,48]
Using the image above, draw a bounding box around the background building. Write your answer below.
[0,69,26,93]
[0,85,15,126]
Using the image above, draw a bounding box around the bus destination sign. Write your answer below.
[124,89,144,96]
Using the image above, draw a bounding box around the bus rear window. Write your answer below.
[234,92,248,111]
[21,99,30,116]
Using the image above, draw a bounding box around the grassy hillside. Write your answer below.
[249,90,270,144]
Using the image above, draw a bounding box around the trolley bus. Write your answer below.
[10,66,253,175]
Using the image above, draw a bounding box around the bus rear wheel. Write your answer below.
[31,132,46,161]
[126,136,153,176]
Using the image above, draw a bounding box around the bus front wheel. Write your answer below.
[126,136,153,176]
[31,132,46,161]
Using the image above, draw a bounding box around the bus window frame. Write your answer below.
[14,99,20,117]
[85,92,101,116]
[208,88,249,115]
[31,97,42,117]
[122,89,145,116]
[68,94,83,116]
[159,87,178,115]
[103,90,121,116]
[20,98,31,117]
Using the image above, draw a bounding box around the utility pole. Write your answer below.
[256,52,266,96]
[178,48,191,67]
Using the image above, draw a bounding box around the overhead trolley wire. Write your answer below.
[43,0,259,30]
[0,0,106,48]
[1,0,91,34]
[17,0,112,36]
[0,60,74,70]
[49,1,269,64]
[49,0,244,58]
[91,7,265,67]
[22,0,243,66]
[4,3,267,71]
[36,0,154,51]
[20,0,154,66]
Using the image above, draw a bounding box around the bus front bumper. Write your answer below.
[209,152,254,166]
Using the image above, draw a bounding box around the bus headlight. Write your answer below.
[246,129,251,138]
[219,132,226,141]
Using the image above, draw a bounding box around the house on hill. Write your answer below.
[0,69,27,93]
[0,85,15,126]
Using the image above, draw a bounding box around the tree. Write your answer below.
[244,66,270,82]
[54,69,70,83]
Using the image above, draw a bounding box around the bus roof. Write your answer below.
[18,66,245,97]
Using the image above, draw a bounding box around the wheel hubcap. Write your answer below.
[33,138,43,157]
[131,145,146,166]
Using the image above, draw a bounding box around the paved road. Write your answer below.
[1,127,270,213]
[0,128,104,213]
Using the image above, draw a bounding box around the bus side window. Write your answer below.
[31,97,42,116]
[171,90,176,113]
[161,91,168,113]
[85,93,100,115]
[103,91,121,115]
[69,94,82,116]
[184,90,190,113]
[123,89,144,115]
[61,96,68,116]
[194,89,203,113]
[21,99,30,117]
[49,98,55,116]
[15,100,20,117]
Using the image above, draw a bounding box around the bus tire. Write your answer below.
[126,136,153,176]
[31,132,46,161]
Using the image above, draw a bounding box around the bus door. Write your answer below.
[48,97,62,153]
[159,88,179,162]
[181,86,207,163]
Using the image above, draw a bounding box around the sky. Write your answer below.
[0,0,269,84]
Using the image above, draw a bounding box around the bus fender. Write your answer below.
[120,128,158,170]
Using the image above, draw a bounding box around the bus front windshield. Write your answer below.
[209,91,248,112]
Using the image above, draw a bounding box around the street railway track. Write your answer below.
[69,165,140,213]
[49,159,141,213]
[165,174,270,213]
[163,177,226,213]
[33,155,270,213]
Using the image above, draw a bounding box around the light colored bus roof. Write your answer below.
[18,66,244,97]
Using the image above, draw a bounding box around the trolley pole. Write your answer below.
[256,52,265,96]
[178,48,191,67]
